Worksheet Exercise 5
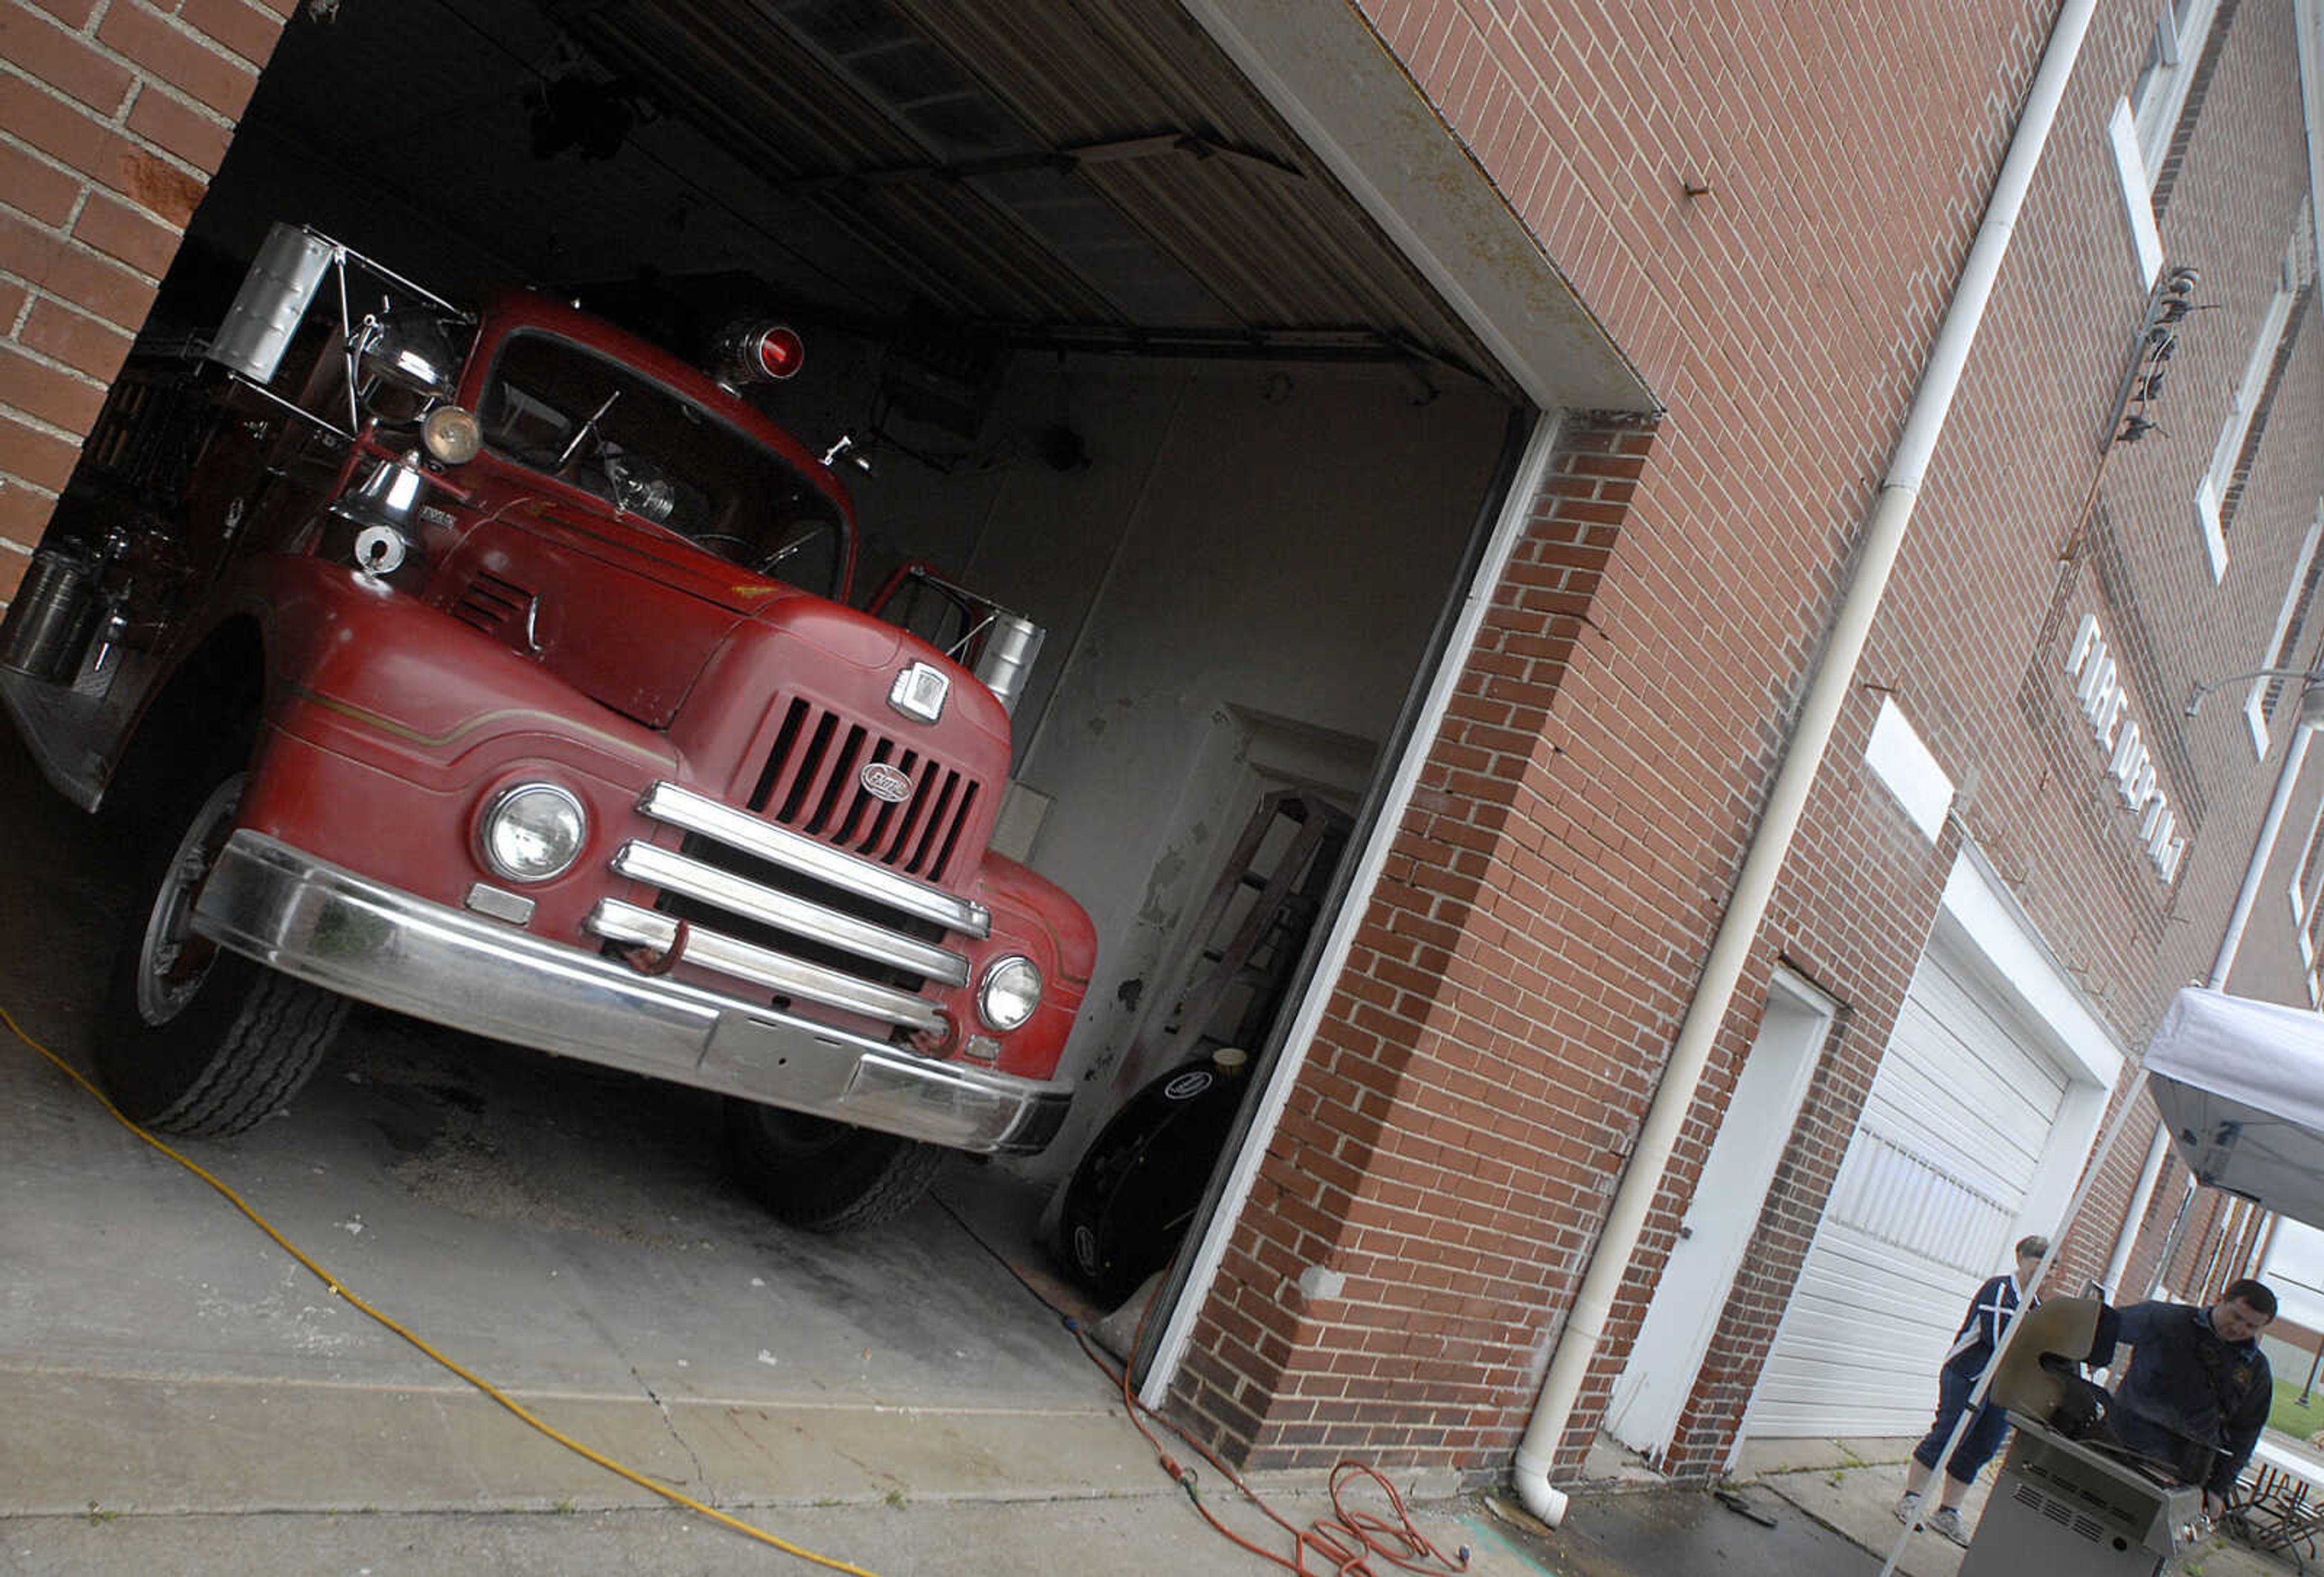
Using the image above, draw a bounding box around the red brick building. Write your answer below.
[5,0,2322,1501]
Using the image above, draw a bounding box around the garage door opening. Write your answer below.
[1741,853,2122,1444]
[11,0,1567,1368]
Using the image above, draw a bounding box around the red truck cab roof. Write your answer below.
[452,290,859,601]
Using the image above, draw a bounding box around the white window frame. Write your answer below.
[2245,511,2324,755]
[2108,2,2218,287]
[2289,795,2324,969]
[2197,245,2300,582]
[2131,0,2222,180]
[2108,101,2167,287]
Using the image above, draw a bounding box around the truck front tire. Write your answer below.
[724,1099,948,1232]
[97,770,347,1136]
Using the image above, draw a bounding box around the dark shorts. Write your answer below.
[1911,1366,2012,1483]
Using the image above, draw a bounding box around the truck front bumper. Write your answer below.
[191,831,1072,1155]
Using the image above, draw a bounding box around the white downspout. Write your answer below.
[1511,0,2099,1526]
[2240,1207,2277,1282]
[2211,720,2317,989]
[2103,1123,2171,1297]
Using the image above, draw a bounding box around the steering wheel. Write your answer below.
[692,531,758,565]
[752,526,824,577]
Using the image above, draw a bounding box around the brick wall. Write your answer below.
[1167,411,1661,1467]
[1172,0,2324,1481]
[0,0,287,608]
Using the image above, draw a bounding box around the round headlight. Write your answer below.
[976,955,1042,1032]
[478,782,587,883]
[422,404,482,464]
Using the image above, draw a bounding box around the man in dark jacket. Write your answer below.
[2104,1279,2277,1516]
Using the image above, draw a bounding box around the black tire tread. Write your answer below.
[98,751,347,1139]
[142,967,347,1137]
[724,1101,948,1233]
[790,1139,947,1234]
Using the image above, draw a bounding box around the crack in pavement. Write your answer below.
[629,1366,709,1489]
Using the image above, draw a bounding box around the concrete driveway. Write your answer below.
[28,729,2299,1577]
[0,741,1525,1575]
[1736,1437,2297,1577]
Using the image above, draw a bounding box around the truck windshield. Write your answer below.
[478,329,846,600]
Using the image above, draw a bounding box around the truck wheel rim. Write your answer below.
[134,775,244,1027]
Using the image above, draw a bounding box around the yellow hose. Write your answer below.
[1,1003,881,1576]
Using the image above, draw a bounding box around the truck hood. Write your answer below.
[427,501,1013,865]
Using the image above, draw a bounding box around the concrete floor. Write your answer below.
[1483,1478,1884,1577]
[12,733,2317,1575]
[0,738,1528,1575]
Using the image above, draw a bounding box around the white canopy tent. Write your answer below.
[2146,987,2324,1231]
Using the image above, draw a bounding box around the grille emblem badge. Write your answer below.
[888,661,949,723]
[859,762,914,803]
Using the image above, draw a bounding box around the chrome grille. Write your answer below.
[747,697,980,881]
[584,781,983,1034]
[612,839,967,986]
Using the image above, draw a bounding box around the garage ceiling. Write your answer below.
[233,0,1511,390]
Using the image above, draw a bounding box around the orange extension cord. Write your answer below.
[2,1003,881,1576]
[1066,1298,1472,1577]
[13,996,1479,1576]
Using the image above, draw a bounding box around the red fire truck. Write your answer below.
[0,226,1094,1230]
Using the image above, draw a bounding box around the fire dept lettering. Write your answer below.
[2064,613,2185,885]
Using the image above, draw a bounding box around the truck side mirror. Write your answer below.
[207,223,335,387]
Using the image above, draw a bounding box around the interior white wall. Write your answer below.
[827,352,1512,1172]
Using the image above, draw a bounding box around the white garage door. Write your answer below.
[1745,939,2071,1438]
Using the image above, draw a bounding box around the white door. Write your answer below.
[1606,973,1834,1457]
[1744,937,2071,1438]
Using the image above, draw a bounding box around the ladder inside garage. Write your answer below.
[1131,786,1353,1078]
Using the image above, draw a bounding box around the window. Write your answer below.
[2290,797,2324,1003]
[480,330,850,600]
[2107,102,2166,285]
[2108,1,2222,284]
[2244,511,2324,755]
[2130,0,2221,182]
[2196,235,2303,581]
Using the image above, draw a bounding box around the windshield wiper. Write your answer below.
[553,388,622,474]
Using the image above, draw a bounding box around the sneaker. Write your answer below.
[1892,1492,1922,1527]
[1926,1506,1970,1546]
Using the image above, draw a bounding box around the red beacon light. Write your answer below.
[712,320,805,387]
